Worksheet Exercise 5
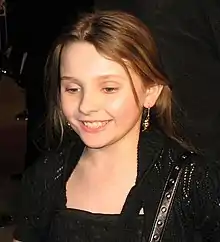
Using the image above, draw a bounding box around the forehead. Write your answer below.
[60,42,130,81]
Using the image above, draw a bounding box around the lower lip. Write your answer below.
[79,121,110,133]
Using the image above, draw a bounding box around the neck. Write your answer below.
[82,127,140,170]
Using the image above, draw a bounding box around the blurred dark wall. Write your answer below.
[7,0,94,54]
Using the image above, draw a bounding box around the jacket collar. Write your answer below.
[137,127,168,181]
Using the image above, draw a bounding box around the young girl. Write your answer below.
[13,11,220,242]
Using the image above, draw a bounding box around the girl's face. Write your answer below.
[60,41,162,149]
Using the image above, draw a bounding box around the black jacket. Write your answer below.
[94,0,220,159]
[14,128,220,241]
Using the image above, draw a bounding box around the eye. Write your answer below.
[66,88,80,94]
[103,87,118,93]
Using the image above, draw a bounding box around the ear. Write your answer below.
[143,84,163,108]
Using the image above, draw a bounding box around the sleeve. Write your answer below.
[13,153,60,242]
[192,159,220,241]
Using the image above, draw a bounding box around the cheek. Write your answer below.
[107,94,140,118]
[60,95,76,117]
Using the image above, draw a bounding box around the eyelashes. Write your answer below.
[65,87,119,94]
[102,87,119,93]
[65,88,80,94]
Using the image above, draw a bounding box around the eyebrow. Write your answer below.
[97,74,124,81]
[60,74,125,82]
[60,76,78,82]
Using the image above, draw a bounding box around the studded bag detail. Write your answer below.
[146,152,191,242]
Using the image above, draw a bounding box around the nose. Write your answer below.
[79,91,100,115]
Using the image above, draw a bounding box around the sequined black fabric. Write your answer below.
[14,128,220,241]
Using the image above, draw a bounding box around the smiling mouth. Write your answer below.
[81,121,110,129]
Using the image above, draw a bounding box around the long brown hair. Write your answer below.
[45,11,177,148]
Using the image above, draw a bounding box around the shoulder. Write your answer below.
[164,139,220,238]
[186,154,220,200]
[19,149,67,211]
[180,153,220,236]
[168,136,220,180]
[22,139,84,190]
[165,136,220,199]
[13,148,68,241]
[170,139,220,222]
[14,141,83,241]
[23,149,65,187]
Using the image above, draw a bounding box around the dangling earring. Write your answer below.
[66,121,72,130]
[142,108,150,132]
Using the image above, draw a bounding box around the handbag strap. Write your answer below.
[146,151,192,242]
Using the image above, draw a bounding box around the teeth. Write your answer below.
[83,121,108,128]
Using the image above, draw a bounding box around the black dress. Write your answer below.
[14,128,220,241]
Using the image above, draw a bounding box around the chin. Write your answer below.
[84,143,108,150]
[81,137,112,150]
